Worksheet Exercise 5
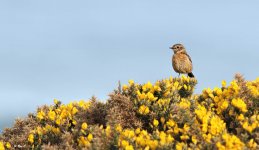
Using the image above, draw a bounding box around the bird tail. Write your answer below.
[188,72,195,78]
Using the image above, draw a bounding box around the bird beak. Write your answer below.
[169,47,173,49]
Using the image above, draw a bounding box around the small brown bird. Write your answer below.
[170,44,194,78]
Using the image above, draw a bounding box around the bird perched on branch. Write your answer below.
[170,44,195,78]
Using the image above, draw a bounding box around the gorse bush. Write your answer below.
[1,74,259,150]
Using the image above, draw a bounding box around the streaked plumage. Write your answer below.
[170,44,194,78]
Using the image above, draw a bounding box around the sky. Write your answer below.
[0,0,259,130]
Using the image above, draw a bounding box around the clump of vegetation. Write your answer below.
[1,74,259,150]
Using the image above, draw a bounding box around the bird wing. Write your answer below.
[185,53,192,63]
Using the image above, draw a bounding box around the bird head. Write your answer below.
[170,44,186,53]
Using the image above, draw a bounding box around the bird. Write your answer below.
[170,43,195,78]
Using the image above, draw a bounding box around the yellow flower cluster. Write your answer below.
[198,77,259,149]
[122,76,197,117]
[1,76,259,149]
[78,134,93,147]
[239,114,259,133]
[246,77,259,97]
[36,100,89,126]
[27,99,93,148]
[138,105,150,115]
[178,98,191,109]
[231,98,248,113]
[120,76,259,149]
[0,141,11,150]
[202,87,229,114]
[209,116,226,136]
[195,104,226,143]
[216,133,245,150]
[119,76,202,149]
[117,128,174,150]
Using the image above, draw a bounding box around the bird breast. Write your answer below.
[172,53,193,73]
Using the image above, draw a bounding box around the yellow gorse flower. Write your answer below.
[37,110,45,120]
[209,116,226,136]
[28,134,34,144]
[81,122,88,130]
[128,80,134,85]
[122,85,128,91]
[166,119,175,128]
[125,145,134,150]
[78,136,90,147]
[147,92,158,101]
[247,139,257,149]
[231,98,248,113]
[138,105,150,115]
[153,119,159,127]
[222,80,227,87]
[48,109,56,121]
[221,133,245,149]
[116,124,123,132]
[54,99,59,105]
[87,133,93,141]
[105,125,111,136]
[5,142,11,149]
[178,98,191,109]
[0,142,5,150]
[246,78,259,97]
[176,142,185,150]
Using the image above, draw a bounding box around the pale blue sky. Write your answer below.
[1,0,259,129]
